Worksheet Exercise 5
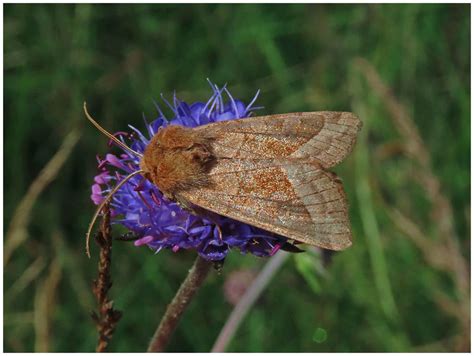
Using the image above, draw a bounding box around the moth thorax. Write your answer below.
[140,125,215,198]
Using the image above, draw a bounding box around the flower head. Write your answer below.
[91,81,287,261]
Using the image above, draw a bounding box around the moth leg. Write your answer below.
[215,223,223,241]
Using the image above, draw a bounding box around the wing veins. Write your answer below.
[290,175,330,189]
[317,132,356,144]
[322,127,359,136]
[308,137,348,152]
[297,186,341,199]
[304,197,345,206]
[302,142,342,159]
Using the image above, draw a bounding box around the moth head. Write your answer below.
[140,125,194,181]
[140,125,214,197]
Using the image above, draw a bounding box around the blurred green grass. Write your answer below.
[4,4,470,352]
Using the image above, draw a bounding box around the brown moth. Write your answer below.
[84,104,362,257]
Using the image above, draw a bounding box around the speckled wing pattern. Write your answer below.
[178,112,362,250]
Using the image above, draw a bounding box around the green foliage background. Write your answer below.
[4,4,470,352]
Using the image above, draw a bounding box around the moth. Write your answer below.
[84,103,362,257]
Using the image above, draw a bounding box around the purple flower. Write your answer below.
[91,81,287,261]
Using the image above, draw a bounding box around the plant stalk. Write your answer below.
[147,255,213,352]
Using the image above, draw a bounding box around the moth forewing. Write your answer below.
[195,111,361,166]
[178,111,361,250]
[177,159,352,250]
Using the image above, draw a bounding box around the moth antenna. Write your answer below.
[83,102,144,159]
[86,169,145,258]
